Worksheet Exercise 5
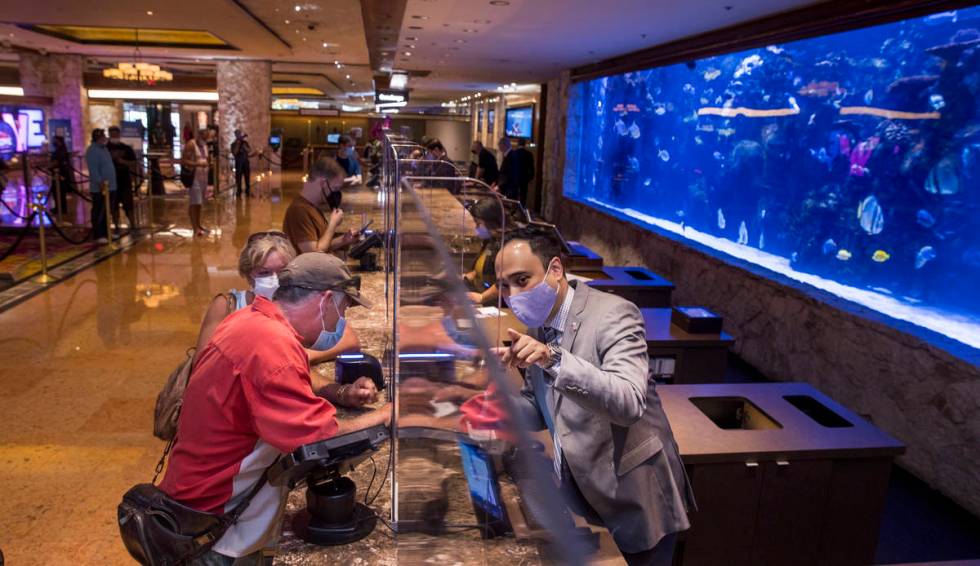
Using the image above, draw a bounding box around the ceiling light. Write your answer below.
[146,10,154,15]
[345,74,350,79]
[406,44,416,49]
[408,25,423,30]
[0,86,24,96]
[455,39,465,44]
[322,42,328,47]
[411,15,429,19]
[285,19,291,24]
[88,89,217,102]
[490,0,510,5]
[294,5,302,11]
[403,51,411,56]
[405,36,418,41]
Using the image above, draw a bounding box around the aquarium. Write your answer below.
[563,6,980,352]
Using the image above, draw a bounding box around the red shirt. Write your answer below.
[161,296,337,551]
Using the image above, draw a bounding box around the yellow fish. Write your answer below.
[872,250,891,262]
[836,249,852,261]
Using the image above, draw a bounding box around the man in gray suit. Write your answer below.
[494,228,695,566]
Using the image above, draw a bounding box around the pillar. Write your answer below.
[19,52,87,152]
[216,60,271,157]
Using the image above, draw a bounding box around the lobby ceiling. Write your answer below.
[0,0,823,106]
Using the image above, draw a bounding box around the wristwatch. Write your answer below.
[544,344,562,377]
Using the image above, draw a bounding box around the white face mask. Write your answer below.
[252,274,279,299]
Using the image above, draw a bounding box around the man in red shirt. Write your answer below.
[160,253,389,563]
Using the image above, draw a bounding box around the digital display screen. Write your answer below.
[459,442,504,521]
[504,106,533,139]
[488,110,495,134]
[269,135,281,145]
[327,133,341,144]
[0,108,46,155]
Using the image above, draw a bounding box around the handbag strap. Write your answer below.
[222,459,279,527]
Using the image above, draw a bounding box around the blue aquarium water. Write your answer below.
[564,6,980,353]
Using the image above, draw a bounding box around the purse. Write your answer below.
[153,294,234,441]
[117,438,272,566]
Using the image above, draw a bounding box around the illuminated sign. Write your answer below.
[374,88,409,105]
[0,107,46,153]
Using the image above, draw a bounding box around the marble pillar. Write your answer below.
[216,60,271,158]
[18,52,87,151]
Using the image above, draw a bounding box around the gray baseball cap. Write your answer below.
[277,253,371,308]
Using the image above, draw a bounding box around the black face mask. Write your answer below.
[326,190,342,210]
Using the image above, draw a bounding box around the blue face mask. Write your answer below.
[506,261,560,328]
[312,294,346,351]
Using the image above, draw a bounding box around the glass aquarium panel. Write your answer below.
[563,6,980,352]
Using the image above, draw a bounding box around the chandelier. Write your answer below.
[102,29,173,84]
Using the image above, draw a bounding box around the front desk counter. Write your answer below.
[660,383,905,566]
[569,266,675,308]
[275,188,624,565]
[642,308,734,383]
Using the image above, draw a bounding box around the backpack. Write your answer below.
[152,294,234,441]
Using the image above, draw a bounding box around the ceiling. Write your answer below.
[0,0,826,109]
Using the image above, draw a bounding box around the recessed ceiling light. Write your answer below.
[322,42,328,47]
[408,25,423,30]
[403,51,412,56]
[294,5,302,11]
[406,44,416,49]
[346,74,350,79]
[455,39,465,44]
[490,0,510,5]
[411,15,428,19]
[285,19,291,24]
[146,10,154,15]
[405,36,418,41]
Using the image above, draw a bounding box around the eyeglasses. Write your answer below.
[247,230,288,243]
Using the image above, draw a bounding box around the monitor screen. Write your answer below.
[504,106,533,139]
[458,442,505,522]
[488,110,495,134]
[327,133,341,144]
[269,135,281,145]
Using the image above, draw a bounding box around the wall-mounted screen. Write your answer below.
[488,109,495,135]
[563,6,980,352]
[0,107,46,156]
[504,106,533,139]
[327,133,341,144]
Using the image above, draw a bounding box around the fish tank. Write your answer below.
[563,6,980,355]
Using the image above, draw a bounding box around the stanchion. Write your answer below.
[31,203,54,284]
[53,173,64,225]
[101,181,117,250]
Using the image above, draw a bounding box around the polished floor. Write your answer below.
[0,177,294,564]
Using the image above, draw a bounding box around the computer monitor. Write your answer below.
[327,133,341,144]
[458,440,511,538]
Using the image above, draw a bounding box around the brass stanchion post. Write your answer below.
[102,180,117,250]
[53,172,63,225]
[32,203,54,284]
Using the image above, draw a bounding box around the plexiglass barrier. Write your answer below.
[377,133,592,563]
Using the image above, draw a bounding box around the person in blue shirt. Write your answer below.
[335,135,362,186]
[85,129,117,243]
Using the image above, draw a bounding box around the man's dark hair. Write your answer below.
[468,197,506,231]
[108,126,121,133]
[310,155,346,181]
[503,226,565,270]
[338,135,352,146]
[273,285,322,304]
[425,139,445,152]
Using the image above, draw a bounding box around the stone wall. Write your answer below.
[540,78,980,517]
[18,52,87,152]
[216,60,271,173]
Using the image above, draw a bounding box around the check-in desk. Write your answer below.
[565,241,604,271]
[659,383,905,566]
[642,308,733,383]
[571,266,675,308]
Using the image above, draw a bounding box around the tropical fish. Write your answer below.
[924,156,960,194]
[658,149,670,162]
[718,128,736,137]
[915,246,936,269]
[916,209,936,228]
[758,232,765,250]
[766,45,785,55]
[836,249,852,261]
[597,135,603,150]
[643,178,652,187]
[683,83,695,95]
[654,104,667,116]
[676,210,685,218]
[738,221,748,245]
[798,81,842,97]
[857,195,885,235]
[627,156,640,171]
[864,89,874,105]
[871,58,888,69]
[712,151,723,160]
[929,94,946,110]
[822,238,838,255]
[695,135,704,145]
[734,54,763,78]
[717,209,726,230]
[697,124,715,132]
[629,121,641,139]
[703,68,721,81]
[872,250,891,262]
[615,118,628,136]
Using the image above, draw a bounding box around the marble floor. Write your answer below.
[0,173,309,564]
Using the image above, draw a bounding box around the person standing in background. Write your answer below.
[107,126,139,232]
[50,135,78,215]
[495,137,522,201]
[232,129,253,198]
[335,135,362,186]
[514,138,536,206]
[85,129,117,244]
[181,129,210,236]
[470,140,499,186]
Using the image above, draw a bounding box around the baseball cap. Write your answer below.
[277,253,371,308]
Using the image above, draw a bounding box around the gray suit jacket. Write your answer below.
[518,282,695,553]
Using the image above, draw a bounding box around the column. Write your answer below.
[19,52,87,151]
[216,60,271,158]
